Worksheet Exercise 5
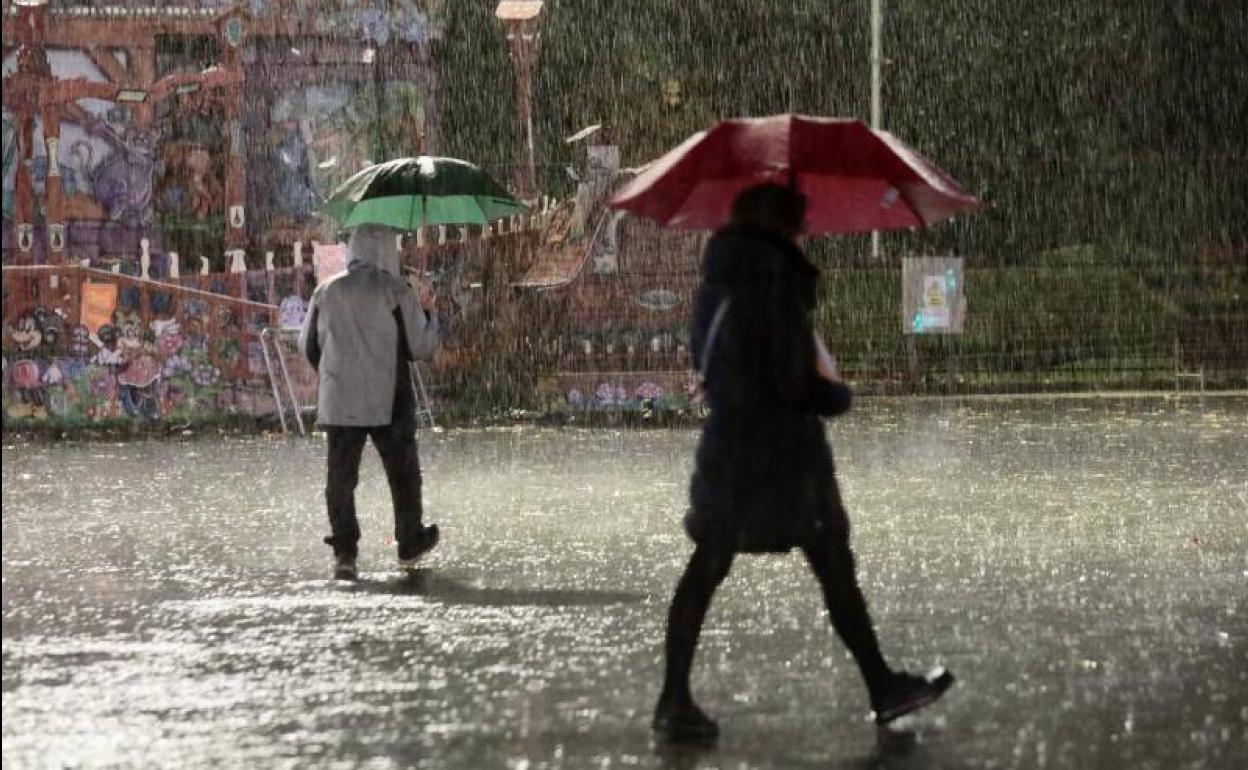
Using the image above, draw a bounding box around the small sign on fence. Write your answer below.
[278,295,307,330]
[902,257,965,335]
[80,282,118,333]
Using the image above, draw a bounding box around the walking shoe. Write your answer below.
[332,554,358,581]
[397,524,440,570]
[652,702,719,743]
[871,667,955,724]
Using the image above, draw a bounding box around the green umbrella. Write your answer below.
[321,156,528,230]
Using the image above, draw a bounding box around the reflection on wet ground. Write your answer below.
[4,395,1246,768]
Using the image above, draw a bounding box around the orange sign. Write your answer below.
[80,282,118,333]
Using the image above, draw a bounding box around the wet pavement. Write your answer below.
[3,395,1247,769]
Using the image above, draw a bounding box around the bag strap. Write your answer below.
[698,297,732,384]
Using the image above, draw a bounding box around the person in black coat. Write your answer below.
[653,184,953,742]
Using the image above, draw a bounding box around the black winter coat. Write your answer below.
[686,225,853,553]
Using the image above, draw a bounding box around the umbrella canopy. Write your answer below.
[321,156,528,230]
[609,114,981,234]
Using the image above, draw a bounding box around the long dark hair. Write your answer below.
[729,183,807,236]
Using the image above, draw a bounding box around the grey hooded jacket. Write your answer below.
[299,224,439,426]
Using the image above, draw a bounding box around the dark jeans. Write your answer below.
[659,535,892,706]
[324,409,424,559]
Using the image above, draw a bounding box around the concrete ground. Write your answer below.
[3,395,1246,769]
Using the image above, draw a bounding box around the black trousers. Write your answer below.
[323,405,424,559]
[661,535,892,703]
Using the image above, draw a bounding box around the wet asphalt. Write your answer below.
[3,395,1246,769]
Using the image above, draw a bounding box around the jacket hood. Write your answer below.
[702,224,818,287]
[348,224,401,276]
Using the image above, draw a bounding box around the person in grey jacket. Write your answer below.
[299,223,441,580]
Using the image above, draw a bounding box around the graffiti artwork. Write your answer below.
[2,114,15,219]
[3,300,234,424]
[74,115,159,229]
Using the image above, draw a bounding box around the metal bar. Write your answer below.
[260,327,289,434]
[274,330,307,435]
[410,361,436,429]
[870,0,883,260]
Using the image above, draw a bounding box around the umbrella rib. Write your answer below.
[788,114,796,189]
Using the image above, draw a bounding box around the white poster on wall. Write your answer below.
[920,275,951,331]
[902,257,965,334]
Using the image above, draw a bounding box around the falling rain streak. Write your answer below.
[3,1,1247,769]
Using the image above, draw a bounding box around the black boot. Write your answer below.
[652,698,719,743]
[870,667,955,724]
[332,553,358,581]
[398,524,440,570]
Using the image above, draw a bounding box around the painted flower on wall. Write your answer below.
[635,381,663,400]
[191,363,221,388]
[162,355,192,379]
[594,382,627,406]
[87,368,115,399]
[160,381,188,412]
[217,339,242,369]
[184,299,209,322]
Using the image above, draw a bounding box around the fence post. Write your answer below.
[227,249,246,301]
[265,251,276,304]
[67,266,82,330]
[292,242,304,299]
[139,274,152,330]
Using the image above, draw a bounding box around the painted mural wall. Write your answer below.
[1,49,129,225]
[2,1,444,271]
[2,269,276,426]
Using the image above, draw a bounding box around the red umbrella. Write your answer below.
[609,114,981,234]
